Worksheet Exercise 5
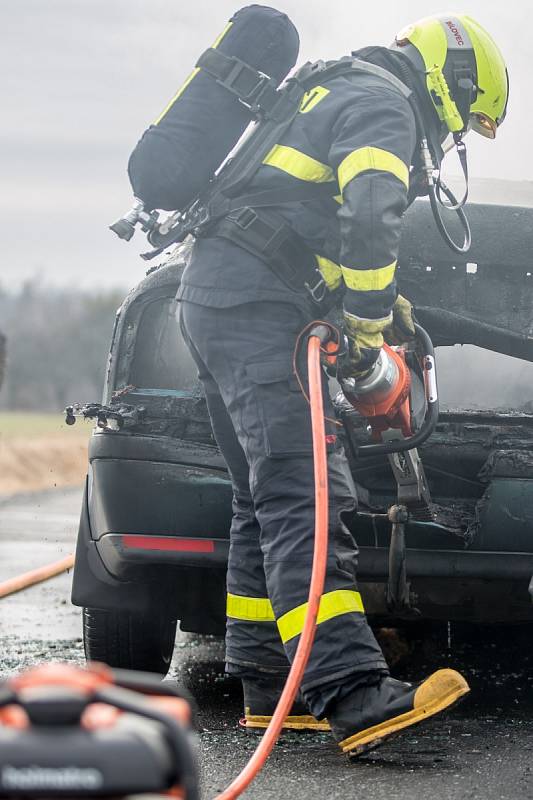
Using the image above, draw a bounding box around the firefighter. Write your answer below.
[177,14,508,755]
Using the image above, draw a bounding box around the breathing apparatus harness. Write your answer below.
[111,47,474,282]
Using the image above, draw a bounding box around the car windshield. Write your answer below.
[129,296,199,394]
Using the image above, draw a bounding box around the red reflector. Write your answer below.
[325,434,337,444]
[122,536,215,553]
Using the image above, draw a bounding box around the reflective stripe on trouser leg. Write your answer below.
[277,589,365,643]
[227,593,275,622]
[226,588,288,675]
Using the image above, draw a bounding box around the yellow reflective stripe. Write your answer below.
[154,68,200,124]
[337,147,409,193]
[299,86,330,114]
[344,311,392,337]
[210,20,235,49]
[263,145,335,183]
[341,260,396,292]
[315,255,342,290]
[277,590,364,644]
[227,593,275,622]
[154,21,234,125]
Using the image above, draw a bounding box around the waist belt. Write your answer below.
[207,206,342,311]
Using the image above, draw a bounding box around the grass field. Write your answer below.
[0,412,91,439]
[0,412,90,496]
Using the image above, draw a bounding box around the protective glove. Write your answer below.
[340,312,386,380]
[383,294,416,346]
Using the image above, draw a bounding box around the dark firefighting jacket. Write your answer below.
[178,49,420,340]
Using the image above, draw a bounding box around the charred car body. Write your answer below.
[71,195,533,674]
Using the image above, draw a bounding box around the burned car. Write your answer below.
[71,193,533,675]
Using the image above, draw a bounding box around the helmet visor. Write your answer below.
[469,112,498,139]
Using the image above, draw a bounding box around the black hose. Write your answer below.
[429,181,471,254]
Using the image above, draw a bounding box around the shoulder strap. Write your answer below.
[343,58,412,100]
[204,71,312,198]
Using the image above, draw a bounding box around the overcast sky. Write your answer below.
[2,1,532,291]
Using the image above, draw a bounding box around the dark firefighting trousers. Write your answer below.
[179,299,389,719]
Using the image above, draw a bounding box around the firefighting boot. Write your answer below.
[241,676,330,731]
[330,668,469,756]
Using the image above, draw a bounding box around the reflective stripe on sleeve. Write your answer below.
[341,260,396,292]
[154,21,234,124]
[344,310,392,339]
[337,147,409,193]
[277,590,365,644]
[226,593,275,622]
[263,145,335,183]
[315,255,343,290]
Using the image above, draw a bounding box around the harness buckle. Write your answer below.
[231,207,258,230]
[195,205,211,227]
[219,59,274,109]
[304,273,328,304]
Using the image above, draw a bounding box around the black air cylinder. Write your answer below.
[128,5,299,211]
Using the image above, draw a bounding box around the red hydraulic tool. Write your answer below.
[339,323,440,615]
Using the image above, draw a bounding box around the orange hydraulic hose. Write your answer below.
[0,554,75,599]
[215,333,329,800]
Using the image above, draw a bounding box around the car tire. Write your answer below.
[83,607,177,676]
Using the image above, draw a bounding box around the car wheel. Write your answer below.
[83,607,177,676]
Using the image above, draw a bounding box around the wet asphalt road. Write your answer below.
[1,487,532,799]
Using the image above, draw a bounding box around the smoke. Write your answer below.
[437,345,533,411]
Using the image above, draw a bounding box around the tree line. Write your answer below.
[0,282,126,412]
